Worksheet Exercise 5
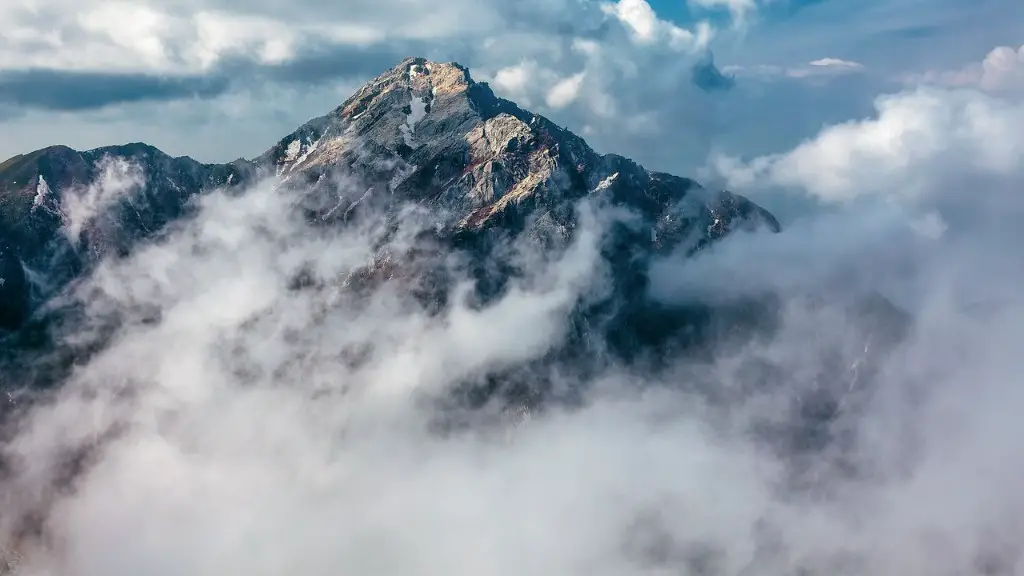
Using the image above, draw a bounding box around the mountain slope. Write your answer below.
[0,143,252,328]
[0,57,778,336]
[0,58,791,399]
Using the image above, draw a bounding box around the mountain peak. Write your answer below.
[337,57,476,120]
[0,56,779,338]
[255,57,777,238]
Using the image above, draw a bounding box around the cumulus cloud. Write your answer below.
[545,71,587,108]
[711,86,1024,203]
[0,0,484,75]
[601,0,713,51]
[903,44,1024,96]
[978,44,1024,93]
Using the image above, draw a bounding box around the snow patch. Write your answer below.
[401,95,428,147]
[291,135,323,170]
[409,97,427,129]
[32,175,52,209]
[283,139,302,162]
[594,172,619,191]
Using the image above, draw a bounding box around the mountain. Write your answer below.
[0,144,251,327]
[0,58,777,330]
[0,57,813,404]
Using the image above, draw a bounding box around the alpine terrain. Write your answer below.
[0,57,795,390]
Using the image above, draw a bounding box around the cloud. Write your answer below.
[710,85,1024,203]
[545,71,587,108]
[0,0,487,75]
[979,44,1024,93]
[808,57,863,70]
[0,70,230,111]
[60,155,146,241]
[723,57,866,80]
[601,0,713,51]
[905,44,1024,96]
[0,78,364,162]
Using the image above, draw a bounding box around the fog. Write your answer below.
[3,81,1024,575]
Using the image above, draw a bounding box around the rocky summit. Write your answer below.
[0,57,786,394]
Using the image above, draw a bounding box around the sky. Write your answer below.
[1,0,1022,178]
[5,1,1024,574]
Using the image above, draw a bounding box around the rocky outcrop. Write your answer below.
[259,57,778,240]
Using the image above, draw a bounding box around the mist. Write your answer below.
[4,81,1024,576]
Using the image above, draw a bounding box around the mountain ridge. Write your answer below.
[0,56,780,336]
[0,56,799,401]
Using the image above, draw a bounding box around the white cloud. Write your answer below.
[0,0,715,76]
[724,57,866,79]
[60,155,146,241]
[0,0,479,74]
[903,44,1024,96]
[545,71,586,108]
[491,60,546,100]
[808,57,863,70]
[712,86,1024,202]
[979,44,1024,93]
[600,0,712,52]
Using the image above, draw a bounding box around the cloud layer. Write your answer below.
[4,58,1024,574]
[3,1,1024,574]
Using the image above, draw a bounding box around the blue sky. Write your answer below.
[0,0,1021,176]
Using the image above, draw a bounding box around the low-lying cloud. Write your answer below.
[4,65,1024,576]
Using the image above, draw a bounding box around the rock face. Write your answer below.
[0,57,783,391]
[258,58,778,237]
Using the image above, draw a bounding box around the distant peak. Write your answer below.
[338,57,477,120]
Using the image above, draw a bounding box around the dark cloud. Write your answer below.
[0,46,434,112]
[254,44,421,87]
[0,70,230,111]
[691,53,736,92]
